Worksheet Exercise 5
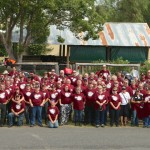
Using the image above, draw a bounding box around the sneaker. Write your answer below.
[30,125,34,127]
[38,124,43,127]
[8,124,13,128]
[101,124,105,127]
[96,124,99,128]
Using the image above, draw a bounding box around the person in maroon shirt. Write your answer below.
[59,85,72,125]
[72,87,86,126]
[41,84,49,124]
[8,94,25,127]
[84,83,96,125]
[8,67,18,78]
[109,87,122,127]
[0,84,9,126]
[97,65,110,80]
[22,84,32,125]
[94,86,107,127]
[47,101,59,128]
[29,85,45,127]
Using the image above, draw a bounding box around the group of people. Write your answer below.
[0,65,150,128]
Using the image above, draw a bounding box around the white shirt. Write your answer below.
[119,92,131,105]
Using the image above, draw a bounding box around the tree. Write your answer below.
[0,0,103,61]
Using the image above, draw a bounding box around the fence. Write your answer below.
[75,63,141,75]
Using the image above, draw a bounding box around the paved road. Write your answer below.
[0,125,150,150]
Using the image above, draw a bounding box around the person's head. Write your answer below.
[88,83,93,90]
[135,89,140,95]
[75,87,81,94]
[0,84,5,91]
[12,67,16,72]
[123,79,129,87]
[92,80,97,88]
[122,86,126,93]
[34,85,40,93]
[114,81,119,87]
[64,85,69,92]
[72,70,77,76]
[56,81,61,88]
[15,94,20,101]
[138,83,144,90]
[83,73,89,78]
[25,84,31,91]
[60,70,64,76]
[76,79,82,86]
[51,69,56,75]
[112,87,117,94]
[90,72,95,78]
[102,65,107,71]
[15,86,20,93]
[51,84,56,91]
[50,100,56,107]
[65,79,71,85]
[98,85,103,93]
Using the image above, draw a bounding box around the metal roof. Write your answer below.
[12,22,150,47]
[48,23,150,47]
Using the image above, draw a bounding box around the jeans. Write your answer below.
[110,109,120,126]
[48,120,59,128]
[131,110,139,126]
[74,109,83,124]
[95,110,105,125]
[8,113,24,126]
[143,115,150,127]
[25,105,31,124]
[0,104,6,125]
[31,106,42,126]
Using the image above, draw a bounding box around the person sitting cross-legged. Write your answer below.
[8,94,25,127]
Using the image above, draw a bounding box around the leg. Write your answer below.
[100,110,105,127]
[17,113,24,126]
[79,110,83,126]
[110,109,115,126]
[37,106,42,126]
[53,120,59,128]
[48,121,54,128]
[0,104,7,126]
[30,106,36,126]
[115,110,120,126]
[65,104,72,124]
[8,113,15,127]
[95,110,100,127]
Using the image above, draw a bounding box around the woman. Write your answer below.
[109,87,121,127]
[59,85,72,125]
[131,89,143,126]
[94,86,107,127]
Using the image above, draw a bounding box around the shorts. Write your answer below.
[120,105,128,117]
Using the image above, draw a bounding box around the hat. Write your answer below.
[122,87,126,90]
[3,70,9,75]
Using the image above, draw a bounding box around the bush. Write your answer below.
[140,61,150,75]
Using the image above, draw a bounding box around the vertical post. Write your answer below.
[106,46,111,62]
[66,46,70,68]
[148,48,150,63]
[59,45,62,56]
[55,63,59,75]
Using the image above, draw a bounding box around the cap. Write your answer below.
[3,70,9,75]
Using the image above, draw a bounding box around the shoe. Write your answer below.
[8,124,13,128]
[101,124,105,127]
[38,124,43,127]
[96,125,99,128]
[116,125,119,127]
[30,125,34,127]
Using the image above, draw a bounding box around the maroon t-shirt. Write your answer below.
[30,91,44,106]
[41,89,49,100]
[109,94,122,110]
[94,92,107,110]
[72,93,86,110]
[47,106,59,121]
[11,100,25,113]
[0,90,8,104]
[49,91,60,103]
[60,90,72,104]
[84,89,96,106]
[18,81,27,91]
[22,89,32,103]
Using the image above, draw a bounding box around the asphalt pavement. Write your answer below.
[0,125,150,150]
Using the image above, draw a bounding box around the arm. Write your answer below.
[48,114,54,124]
[29,99,33,107]
[17,108,25,115]
[53,114,58,123]
[110,102,117,109]
[40,99,45,106]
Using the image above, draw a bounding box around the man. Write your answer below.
[29,85,45,127]
[8,94,25,127]
[0,84,9,127]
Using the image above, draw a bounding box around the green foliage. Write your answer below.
[57,35,65,43]
[90,57,130,74]
[27,44,46,55]
[0,45,7,56]
[140,61,150,75]
[109,57,130,74]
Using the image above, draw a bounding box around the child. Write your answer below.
[47,101,59,128]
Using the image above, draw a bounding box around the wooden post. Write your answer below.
[66,46,70,68]
[148,48,150,63]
